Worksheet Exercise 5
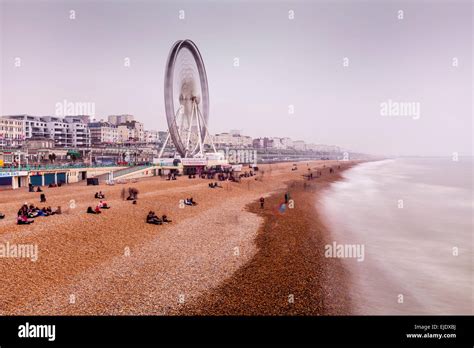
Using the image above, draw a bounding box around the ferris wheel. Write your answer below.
[160,39,216,158]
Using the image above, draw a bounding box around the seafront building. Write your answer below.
[43,116,90,148]
[3,115,47,139]
[212,132,253,148]
[1,114,337,155]
[252,137,275,149]
[116,120,145,143]
[292,140,307,151]
[0,113,346,187]
[2,115,90,148]
[144,130,160,144]
[0,118,25,147]
[108,114,135,125]
[89,122,118,144]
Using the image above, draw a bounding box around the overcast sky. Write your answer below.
[0,0,472,156]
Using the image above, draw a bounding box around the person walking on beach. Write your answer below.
[260,197,265,209]
[40,193,46,203]
[284,193,289,204]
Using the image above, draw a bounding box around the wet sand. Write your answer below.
[177,169,352,315]
[0,160,355,315]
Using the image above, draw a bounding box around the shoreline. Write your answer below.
[178,165,354,315]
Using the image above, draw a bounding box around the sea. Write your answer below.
[320,157,473,315]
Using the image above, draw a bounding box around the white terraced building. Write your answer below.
[3,115,90,148]
[0,118,25,147]
[212,132,253,148]
[3,115,48,139]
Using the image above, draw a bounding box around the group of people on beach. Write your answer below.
[29,182,63,191]
[216,172,239,182]
[87,192,111,214]
[17,203,61,225]
[238,171,255,179]
[183,197,197,206]
[146,211,172,225]
[299,163,340,181]
[48,183,62,188]
[28,184,42,193]
[208,182,222,189]
[86,201,110,214]
[166,173,177,181]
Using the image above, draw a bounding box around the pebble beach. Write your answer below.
[0,160,355,315]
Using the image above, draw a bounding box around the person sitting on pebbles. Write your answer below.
[146,211,162,225]
[98,200,110,209]
[184,197,197,206]
[87,206,101,214]
[17,214,34,225]
[36,207,47,217]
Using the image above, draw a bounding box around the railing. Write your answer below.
[0,163,132,173]
[109,164,154,178]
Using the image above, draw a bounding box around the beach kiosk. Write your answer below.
[153,158,182,176]
[182,158,207,175]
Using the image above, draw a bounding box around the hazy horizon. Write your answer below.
[0,0,472,157]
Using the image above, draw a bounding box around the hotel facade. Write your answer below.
[0,118,25,147]
[2,115,90,148]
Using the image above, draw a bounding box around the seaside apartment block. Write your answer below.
[117,120,145,143]
[2,115,91,148]
[212,132,253,148]
[0,118,25,147]
[88,121,119,145]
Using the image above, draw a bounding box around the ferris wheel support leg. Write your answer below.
[179,114,185,139]
[185,103,196,154]
[196,105,217,153]
[194,102,204,157]
[158,132,171,159]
